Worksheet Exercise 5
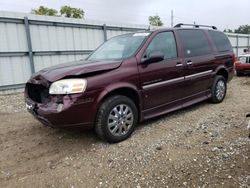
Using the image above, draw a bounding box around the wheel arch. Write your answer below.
[95,83,142,121]
[215,66,229,82]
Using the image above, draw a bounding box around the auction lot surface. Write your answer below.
[0,76,250,188]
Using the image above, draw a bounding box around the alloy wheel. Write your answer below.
[107,104,134,137]
[215,80,226,101]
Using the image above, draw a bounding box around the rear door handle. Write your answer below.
[187,60,193,65]
[176,62,183,67]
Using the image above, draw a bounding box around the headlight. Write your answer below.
[49,79,87,94]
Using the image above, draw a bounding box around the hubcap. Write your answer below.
[215,80,225,101]
[107,104,134,137]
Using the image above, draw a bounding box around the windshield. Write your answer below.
[87,33,150,61]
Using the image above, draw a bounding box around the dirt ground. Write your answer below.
[0,76,249,188]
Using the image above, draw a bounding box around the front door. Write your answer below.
[138,31,186,110]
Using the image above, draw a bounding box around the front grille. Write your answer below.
[26,83,50,104]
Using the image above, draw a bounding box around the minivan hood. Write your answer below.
[32,60,122,82]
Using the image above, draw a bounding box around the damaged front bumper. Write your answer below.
[25,80,100,129]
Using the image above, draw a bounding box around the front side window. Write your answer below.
[87,33,149,61]
[178,29,211,57]
[145,32,177,59]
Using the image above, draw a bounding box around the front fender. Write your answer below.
[105,82,139,93]
[93,82,143,120]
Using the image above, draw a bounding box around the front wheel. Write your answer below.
[210,75,227,103]
[95,95,138,143]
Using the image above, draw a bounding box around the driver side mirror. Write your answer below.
[141,51,164,64]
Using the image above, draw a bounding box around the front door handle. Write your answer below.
[176,62,183,67]
[187,60,193,65]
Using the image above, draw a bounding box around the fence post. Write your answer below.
[236,35,239,57]
[24,17,35,74]
[103,24,107,42]
[248,35,250,50]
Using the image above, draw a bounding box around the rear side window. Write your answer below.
[146,32,177,59]
[209,30,232,52]
[178,30,211,57]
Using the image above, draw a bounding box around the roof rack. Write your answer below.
[174,23,217,30]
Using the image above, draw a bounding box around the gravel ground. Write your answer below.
[0,76,249,188]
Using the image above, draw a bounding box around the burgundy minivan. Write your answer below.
[25,24,235,142]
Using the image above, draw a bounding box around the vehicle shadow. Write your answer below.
[34,99,210,148]
[136,100,209,131]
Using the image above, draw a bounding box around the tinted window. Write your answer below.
[178,30,211,57]
[146,32,177,59]
[209,30,232,52]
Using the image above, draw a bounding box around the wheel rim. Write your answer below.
[215,80,226,101]
[107,104,134,137]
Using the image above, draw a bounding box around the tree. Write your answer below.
[223,29,233,33]
[234,25,250,34]
[31,6,58,16]
[148,15,163,26]
[60,6,84,19]
[31,6,84,19]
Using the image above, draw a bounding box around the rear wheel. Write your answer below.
[210,75,227,103]
[95,95,138,143]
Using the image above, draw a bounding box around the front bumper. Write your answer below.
[25,89,101,129]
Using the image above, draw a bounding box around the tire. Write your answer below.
[95,95,138,143]
[210,75,227,103]
[236,72,243,76]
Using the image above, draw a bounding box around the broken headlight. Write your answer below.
[49,79,87,94]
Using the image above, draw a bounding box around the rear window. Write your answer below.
[209,30,232,52]
[178,30,211,57]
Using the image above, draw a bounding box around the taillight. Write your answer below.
[233,53,236,64]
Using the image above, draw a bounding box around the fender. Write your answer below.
[105,81,139,93]
[214,65,234,82]
[94,82,143,117]
[214,65,229,75]
[105,82,143,107]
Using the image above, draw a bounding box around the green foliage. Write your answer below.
[148,15,163,26]
[31,5,84,19]
[31,6,58,16]
[60,6,84,18]
[234,25,250,34]
[223,29,233,33]
[224,25,250,34]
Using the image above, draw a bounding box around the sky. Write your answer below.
[0,0,249,30]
